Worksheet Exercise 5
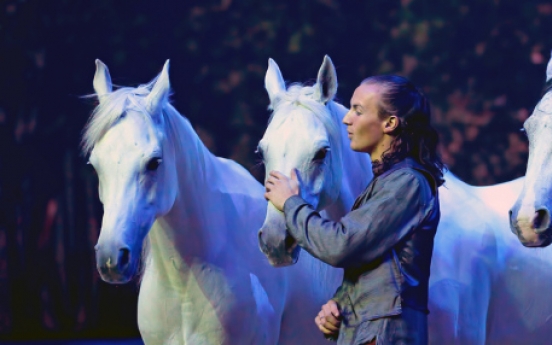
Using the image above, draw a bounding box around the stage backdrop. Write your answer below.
[0,0,551,341]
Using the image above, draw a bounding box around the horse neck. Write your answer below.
[324,101,373,220]
[149,105,239,264]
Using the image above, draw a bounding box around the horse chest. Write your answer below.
[138,257,266,344]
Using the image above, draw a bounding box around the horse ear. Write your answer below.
[315,55,337,104]
[146,60,171,115]
[265,58,286,104]
[547,50,552,82]
[93,59,112,103]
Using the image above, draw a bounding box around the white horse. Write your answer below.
[257,57,373,267]
[510,54,552,248]
[258,56,552,344]
[83,59,341,345]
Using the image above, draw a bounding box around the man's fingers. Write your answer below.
[316,318,335,335]
[322,318,340,332]
[269,170,285,179]
[324,313,341,327]
[315,309,340,336]
[322,303,333,316]
[329,301,341,318]
[318,324,335,335]
[316,315,339,334]
[317,310,325,319]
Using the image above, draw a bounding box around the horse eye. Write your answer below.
[313,147,329,161]
[255,147,265,161]
[86,161,98,175]
[146,157,162,171]
[520,128,528,137]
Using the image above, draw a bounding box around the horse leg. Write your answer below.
[428,277,489,345]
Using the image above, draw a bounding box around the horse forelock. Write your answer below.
[268,84,343,156]
[81,77,167,156]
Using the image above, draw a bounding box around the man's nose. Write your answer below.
[342,112,351,124]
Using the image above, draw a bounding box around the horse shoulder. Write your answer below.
[433,173,499,295]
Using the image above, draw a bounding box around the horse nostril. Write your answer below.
[509,209,516,225]
[258,230,265,245]
[284,231,297,252]
[118,247,130,267]
[258,230,269,250]
[533,209,551,232]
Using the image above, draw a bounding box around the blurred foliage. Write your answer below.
[0,0,551,340]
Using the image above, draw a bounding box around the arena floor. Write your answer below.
[0,340,143,345]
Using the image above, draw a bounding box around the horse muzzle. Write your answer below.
[258,228,300,267]
[510,207,552,247]
[95,245,137,283]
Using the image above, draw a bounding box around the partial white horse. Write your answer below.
[83,59,341,344]
[258,56,552,344]
[510,54,552,247]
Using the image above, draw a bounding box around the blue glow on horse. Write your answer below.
[257,56,552,344]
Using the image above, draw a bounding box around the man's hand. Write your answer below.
[264,169,300,211]
[315,299,342,337]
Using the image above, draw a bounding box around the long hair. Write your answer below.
[362,75,445,187]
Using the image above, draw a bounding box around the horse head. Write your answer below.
[510,53,552,247]
[83,60,177,282]
[257,56,348,266]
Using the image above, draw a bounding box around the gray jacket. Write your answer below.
[283,158,440,344]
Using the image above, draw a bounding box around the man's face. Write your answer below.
[343,83,387,154]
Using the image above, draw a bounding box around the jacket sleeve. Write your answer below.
[283,169,430,268]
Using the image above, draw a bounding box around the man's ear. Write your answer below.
[383,116,399,134]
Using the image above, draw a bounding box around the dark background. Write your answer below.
[0,0,551,341]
